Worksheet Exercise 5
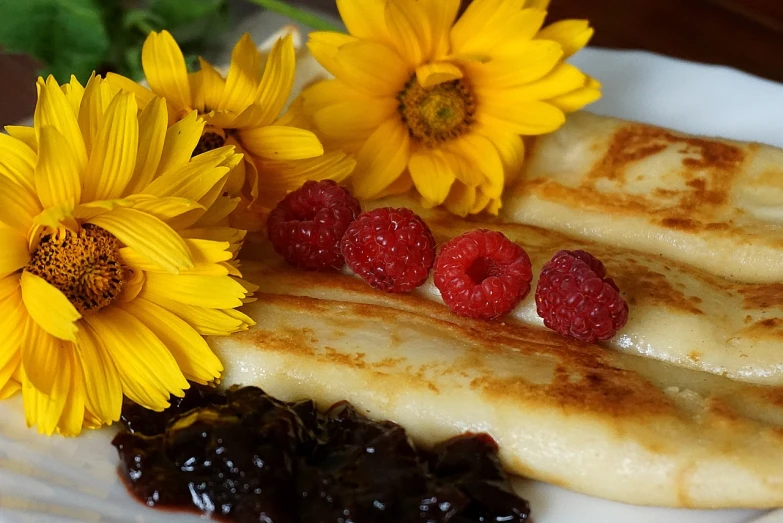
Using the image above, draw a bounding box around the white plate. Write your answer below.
[2,14,783,523]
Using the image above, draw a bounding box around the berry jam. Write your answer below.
[113,384,531,522]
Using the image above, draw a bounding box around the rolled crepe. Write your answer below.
[211,246,783,508]
[504,111,783,284]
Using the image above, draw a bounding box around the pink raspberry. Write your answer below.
[266,180,360,271]
[434,230,533,320]
[535,250,629,342]
[341,207,436,293]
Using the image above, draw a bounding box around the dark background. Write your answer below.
[2,0,782,126]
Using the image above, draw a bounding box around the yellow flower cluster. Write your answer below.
[0,0,598,435]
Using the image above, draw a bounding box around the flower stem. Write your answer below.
[245,0,342,32]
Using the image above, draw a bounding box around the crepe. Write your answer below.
[504,111,783,284]
[210,245,783,508]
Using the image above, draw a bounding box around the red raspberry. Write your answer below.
[433,230,533,320]
[341,207,436,293]
[267,180,360,271]
[535,250,628,343]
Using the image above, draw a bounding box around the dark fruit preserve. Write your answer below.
[113,384,531,522]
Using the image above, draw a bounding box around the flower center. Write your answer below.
[26,225,124,314]
[193,131,226,156]
[398,76,476,147]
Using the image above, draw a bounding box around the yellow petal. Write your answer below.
[74,320,121,423]
[0,374,20,400]
[83,91,139,201]
[525,0,550,7]
[483,129,526,185]
[443,183,476,217]
[122,298,222,384]
[337,0,392,43]
[307,31,357,79]
[143,292,251,335]
[88,207,193,273]
[467,40,563,89]
[78,74,116,154]
[238,125,323,161]
[21,271,81,341]
[196,58,226,113]
[352,119,410,199]
[479,98,565,135]
[254,152,357,208]
[451,0,525,54]
[219,33,261,115]
[498,63,587,100]
[415,62,463,88]
[57,349,86,435]
[143,272,249,308]
[143,151,230,202]
[156,111,204,176]
[441,145,484,187]
[421,0,460,58]
[335,41,411,97]
[192,194,239,229]
[384,0,425,66]
[449,134,505,198]
[0,133,36,193]
[250,35,297,128]
[0,291,25,373]
[36,126,82,208]
[408,150,455,205]
[547,76,602,112]
[84,307,188,410]
[141,30,191,111]
[0,175,41,231]
[5,125,38,153]
[0,229,29,278]
[537,19,594,58]
[127,97,168,194]
[106,72,156,110]
[495,8,552,54]
[20,315,68,394]
[34,76,87,172]
[22,353,71,436]
[0,274,20,302]
[132,196,205,223]
[313,96,397,146]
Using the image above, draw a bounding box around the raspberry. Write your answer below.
[433,230,533,320]
[267,180,360,271]
[535,250,629,343]
[341,207,436,293]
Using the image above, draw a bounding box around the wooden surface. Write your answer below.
[1,0,783,126]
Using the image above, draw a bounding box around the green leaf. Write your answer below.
[0,0,110,83]
[149,0,226,30]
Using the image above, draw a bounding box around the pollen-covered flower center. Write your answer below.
[26,225,124,314]
[398,76,476,147]
[193,131,226,156]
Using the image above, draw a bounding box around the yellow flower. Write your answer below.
[0,74,255,436]
[302,0,600,215]
[107,30,355,211]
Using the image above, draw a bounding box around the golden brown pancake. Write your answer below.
[211,244,783,508]
[504,111,783,284]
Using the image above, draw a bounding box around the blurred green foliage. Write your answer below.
[0,0,229,83]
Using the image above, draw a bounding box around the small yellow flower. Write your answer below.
[302,0,600,215]
[107,31,355,211]
[0,74,255,435]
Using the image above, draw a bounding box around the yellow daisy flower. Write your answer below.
[0,74,255,436]
[106,30,355,212]
[302,0,600,215]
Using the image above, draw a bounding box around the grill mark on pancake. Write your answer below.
[242,293,686,421]
[739,284,783,309]
[521,123,746,235]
